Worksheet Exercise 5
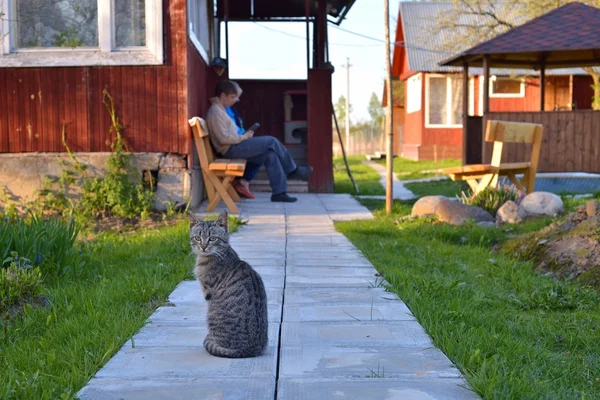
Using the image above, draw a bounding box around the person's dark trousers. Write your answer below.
[224,136,296,195]
[243,161,262,181]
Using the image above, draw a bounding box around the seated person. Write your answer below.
[224,82,261,199]
[206,80,312,203]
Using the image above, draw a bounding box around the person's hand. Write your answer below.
[243,130,255,140]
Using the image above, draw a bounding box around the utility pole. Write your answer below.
[344,58,352,152]
[384,0,394,214]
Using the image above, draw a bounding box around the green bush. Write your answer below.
[460,186,518,217]
[0,216,86,277]
[1,253,43,315]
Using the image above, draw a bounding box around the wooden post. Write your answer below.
[483,55,490,114]
[462,60,469,165]
[305,0,310,71]
[384,0,394,214]
[540,65,546,112]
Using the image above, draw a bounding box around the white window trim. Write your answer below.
[478,75,484,115]
[406,73,422,114]
[187,0,212,65]
[0,0,163,67]
[489,76,525,98]
[425,73,463,129]
[469,77,474,116]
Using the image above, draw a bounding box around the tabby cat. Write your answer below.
[189,211,268,358]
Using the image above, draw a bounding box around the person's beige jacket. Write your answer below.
[205,97,245,155]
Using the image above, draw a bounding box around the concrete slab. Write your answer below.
[286,266,379,277]
[285,275,384,288]
[277,378,479,400]
[284,287,398,304]
[94,345,277,380]
[283,303,413,322]
[281,322,432,347]
[149,303,282,324]
[167,281,282,306]
[279,346,461,379]
[131,321,281,348]
[78,377,275,400]
[286,257,372,267]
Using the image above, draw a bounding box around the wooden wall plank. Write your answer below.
[0,69,9,152]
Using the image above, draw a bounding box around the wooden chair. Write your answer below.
[443,120,543,194]
[188,117,247,214]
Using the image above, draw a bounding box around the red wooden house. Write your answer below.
[392,2,595,161]
[0,0,354,209]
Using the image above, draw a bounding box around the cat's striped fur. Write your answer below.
[189,211,268,358]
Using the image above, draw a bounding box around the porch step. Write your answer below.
[251,179,308,193]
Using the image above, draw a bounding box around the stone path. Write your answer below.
[361,160,417,200]
[78,194,477,400]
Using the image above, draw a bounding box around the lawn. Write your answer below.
[405,179,470,198]
[377,157,461,181]
[0,215,242,400]
[334,155,384,195]
[336,198,600,399]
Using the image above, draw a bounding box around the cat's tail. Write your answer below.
[204,337,262,359]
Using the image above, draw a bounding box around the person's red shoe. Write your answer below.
[232,180,255,199]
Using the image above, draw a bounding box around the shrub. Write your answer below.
[1,253,43,315]
[459,186,518,217]
[0,216,86,277]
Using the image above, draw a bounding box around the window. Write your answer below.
[425,74,463,128]
[0,0,163,67]
[406,74,421,114]
[490,77,525,98]
[188,0,213,63]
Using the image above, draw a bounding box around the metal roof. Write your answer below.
[397,1,588,76]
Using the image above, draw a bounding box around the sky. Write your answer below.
[222,0,401,123]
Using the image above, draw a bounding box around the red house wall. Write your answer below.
[0,0,192,155]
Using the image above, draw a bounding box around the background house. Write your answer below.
[392,2,595,161]
[0,0,354,208]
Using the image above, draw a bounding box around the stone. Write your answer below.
[159,153,187,169]
[435,199,494,226]
[586,200,600,217]
[520,191,564,216]
[477,221,497,228]
[411,196,445,217]
[496,200,528,225]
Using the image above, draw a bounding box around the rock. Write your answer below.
[411,196,446,217]
[520,192,564,216]
[478,221,497,228]
[586,200,600,217]
[435,198,494,226]
[496,200,528,225]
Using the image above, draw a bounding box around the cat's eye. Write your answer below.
[209,237,217,242]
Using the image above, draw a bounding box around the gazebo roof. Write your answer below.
[441,2,600,69]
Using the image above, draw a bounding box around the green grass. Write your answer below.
[334,155,384,195]
[405,179,469,198]
[377,157,461,181]
[0,215,242,400]
[337,199,600,399]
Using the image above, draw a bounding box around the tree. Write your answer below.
[432,0,600,110]
[367,93,384,127]
[334,95,353,128]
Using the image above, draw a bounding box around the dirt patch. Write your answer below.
[502,206,600,288]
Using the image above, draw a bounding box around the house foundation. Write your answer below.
[0,153,200,211]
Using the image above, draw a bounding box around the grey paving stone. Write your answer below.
[284,287,398,304]
[131,321,281,348]
[285,275,383,288]
[281,321,432,347]
[149,303,282,324]
[276,377,479,400]
[286,256,372,267]
[167,281,282,306]
[279,346,461,379]
[78,377,275,400]
[283,303,413,322]
[94,345,277,380]
[285,266,378,277]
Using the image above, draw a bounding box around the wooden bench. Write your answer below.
[443,120,544,194]
[188,117,246,214]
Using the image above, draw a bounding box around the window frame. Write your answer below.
[406,73,422,114]
[424,73,463,129]
[187,0,213,64]
[0,0,163,67]
[489,77,525,98]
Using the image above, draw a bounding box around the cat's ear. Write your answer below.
[188,212,203,228]
[216,211,229,231]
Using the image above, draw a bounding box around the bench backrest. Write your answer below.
[485,120,543,169]
[188,117,216,172]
